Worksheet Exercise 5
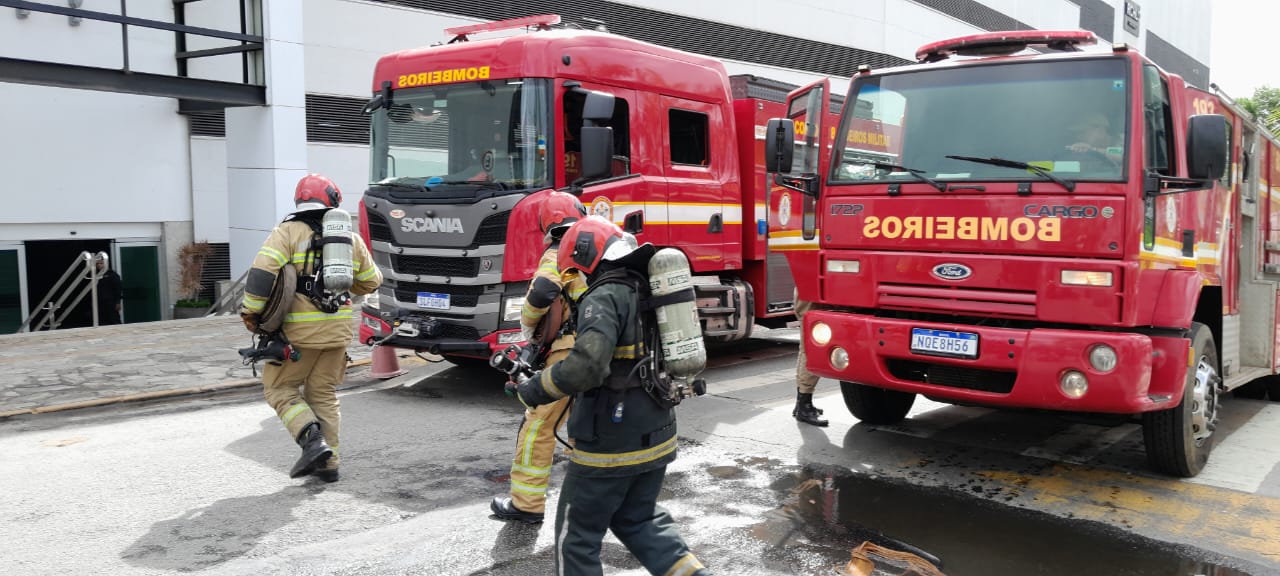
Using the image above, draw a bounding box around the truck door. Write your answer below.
[776,79,831,303]
[660,96,729,270]
[562,84,654,244]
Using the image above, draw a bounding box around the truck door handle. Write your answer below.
[708,213,723,233]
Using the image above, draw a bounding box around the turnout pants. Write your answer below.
[794,290,820,394]
[510,395,573,513]
[554,466,707,576]
[263,346,346,467]
[508,346,574,513]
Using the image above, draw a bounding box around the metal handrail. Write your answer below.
[205,268,249,317]
[20,251,107,332]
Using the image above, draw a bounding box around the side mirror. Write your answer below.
[362,94,385,114]
[1187,114,1227,181]
[580,126,613,180]
[583,91,615,123]
[764,118,794,174]
[623,210,644,234]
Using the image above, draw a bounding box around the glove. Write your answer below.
[240,312,260,333]
[515,371,542,409]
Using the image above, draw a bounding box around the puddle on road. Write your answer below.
[748,465,1253,576]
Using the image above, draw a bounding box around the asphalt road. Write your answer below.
[1,335,1278,575]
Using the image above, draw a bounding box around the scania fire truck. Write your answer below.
[767,30,1280,477]
[357,15,833,366]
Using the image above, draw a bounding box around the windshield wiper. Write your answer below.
[871,162,946,192]
[945,155,1075,193]
[438,180,510,190]
[372,178,428,191]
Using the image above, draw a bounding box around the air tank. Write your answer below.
[648,247,706,379]
[322,208,354,293]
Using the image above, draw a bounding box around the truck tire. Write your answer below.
[840,381,915,425]
[1142,322,1219,477]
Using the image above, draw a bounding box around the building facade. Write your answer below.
[0,0,1213,330]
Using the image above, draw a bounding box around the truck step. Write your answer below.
[694,284,732,293]
[702,329,739,337]
[697,306,737,315]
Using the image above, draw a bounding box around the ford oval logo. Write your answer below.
[932,263,972,281]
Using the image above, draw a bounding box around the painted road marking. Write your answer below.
[1186,403,1280,493]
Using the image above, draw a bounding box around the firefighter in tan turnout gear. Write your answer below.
[239,174,383,482]
[491,191,589,523]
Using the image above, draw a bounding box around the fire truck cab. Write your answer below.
[768,30,1280,477]
[358,16,825,366]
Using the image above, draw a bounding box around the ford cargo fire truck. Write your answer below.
[767,30,1280,477]
[357,15,833,366]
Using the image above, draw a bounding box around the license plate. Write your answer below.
[910,328,978,359]
[416,292,450,310]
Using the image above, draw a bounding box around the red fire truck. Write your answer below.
[767,30,1280,477]
[356,15,832,366]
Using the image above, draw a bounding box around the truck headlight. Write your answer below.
[498,331,525,344]
[830,347,849,370]
[826,259,860,274]
[503,296,526,322]
[811,322,832,345]
[1060,270,1113,287]
[1059,370,1089,399]
[1088,344,1117,373]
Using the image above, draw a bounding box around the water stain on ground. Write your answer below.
[733,464,1257,576]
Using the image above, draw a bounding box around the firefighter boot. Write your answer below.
[289,422,333,478]
[793,392,829,427]
[490,496,545,524]
[312,457,339,483]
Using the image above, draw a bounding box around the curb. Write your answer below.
[0,356,397,419]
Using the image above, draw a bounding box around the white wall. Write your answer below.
[190,137,229,243]
[307,143,371,213]
[0,84,191,226]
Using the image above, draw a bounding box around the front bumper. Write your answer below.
[359,308,523,357]
[804,311,1189,414]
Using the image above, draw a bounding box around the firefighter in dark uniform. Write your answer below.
[515,215,711,576]
[239,174,383,482]
[491,191,589,523]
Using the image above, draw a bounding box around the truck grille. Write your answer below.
[878,284,1036,318]
[473,211,509,246]
[392,255,481,277]
[394,282,484,307]
[438,324,480,340]
[367,212,394,243]
[886,359,1015,394]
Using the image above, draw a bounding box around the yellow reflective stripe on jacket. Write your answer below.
[242,294,267,312]
[284,309,355,323]
[570,435,676,468]
[258,246,288,267]
[356,265,378,281]
[511,462,551,477]
[539,369,566,399]
[613,343,642,359]
[664,553,705,576]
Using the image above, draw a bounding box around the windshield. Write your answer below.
[369,78,552,193]
[831,58,1129,186]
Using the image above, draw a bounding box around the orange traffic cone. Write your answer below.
[369,345,407,379]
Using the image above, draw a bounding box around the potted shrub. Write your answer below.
[173,241,212,319]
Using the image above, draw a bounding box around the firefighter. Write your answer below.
[792,289,828,427]
[490,191,589,524]
[239,174,383,483]
[515,216,710,576]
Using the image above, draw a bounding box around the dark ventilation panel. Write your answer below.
[368,0,911,76]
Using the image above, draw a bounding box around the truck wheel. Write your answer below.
[1142,322,1219,477]
[840,381,915,425]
